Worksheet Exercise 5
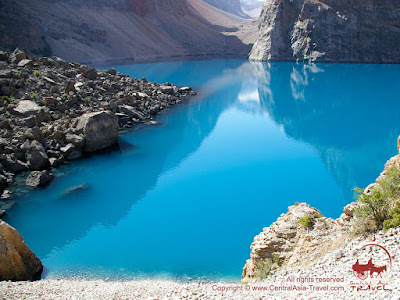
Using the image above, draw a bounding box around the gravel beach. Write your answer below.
[1,227,399,300]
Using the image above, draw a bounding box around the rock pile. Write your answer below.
[0,48,194,210]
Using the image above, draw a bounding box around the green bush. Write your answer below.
[31,93,38,99]
[24,81,29,86]
[383,201,400,231]
[1,96,12,102]
[272,253,282,266]
[33,70,41,77]
[299,214,312,228]
[354,166,400,232]
[14,72,22,79]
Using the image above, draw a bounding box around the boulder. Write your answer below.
[76,111,119,152]
[25,140,50,170]
[17,59,33,68]
[24,127,43,141]
[26,170,54,187]
[3,158,27,173]
[0,220,43,281]
[82,67,98,80]
[13,100,41,117]
[9,49,27,64]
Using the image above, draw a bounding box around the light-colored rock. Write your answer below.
[17,59,33,68]
[13,100,41,117]
[0,220,43,281]
[76,111,119,152]
[9,49,27,64]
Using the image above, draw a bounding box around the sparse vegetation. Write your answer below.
[0,96,12,103]
[24,81,29,86]
[353,165,400,233]
[33,70,41,77]
[255,259,272,279]
[83,97,91,103]
[31,93,38,99]
[299,214,312,228]
[14,72,22,79]
[272,253,282,266]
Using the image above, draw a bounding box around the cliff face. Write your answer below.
[0,0,255,64]
[249,0,400,63]
[203,0,245,17]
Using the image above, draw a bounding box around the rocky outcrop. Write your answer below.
[75,111,118,152]
[242,203,352,281]
[242,134,400,282]
[0,220,43,281]
[0,50,194,209]
[250,0,400,63]
[203,0,246,17]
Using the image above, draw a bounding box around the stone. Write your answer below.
[1,190,13,200]
[159,86,174,94]
[76,111,119,152]
[25,140,50,170]
[250,0,400,63]
[65,81,76,93]
[83,67,98,80]
[343,202,362,217]
[24,127,43,141]
[65,133,85,148]
[107,68,117,75]
[119,105,145,121]
[0,220,43,281]
[0,209,5,218]
[0,86,16,97]
[26,170,54,187]
[0,51,8,61]
[9,49,27,64]
[3,159,27,173]
[17,59,33,68]
[13,100,41,117]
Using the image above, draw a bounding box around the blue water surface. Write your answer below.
[5,60,400,281]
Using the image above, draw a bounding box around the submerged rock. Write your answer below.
[0,220,43,281]
[26,170,54,187]
[76,111,119,152]
[61,183,89,197]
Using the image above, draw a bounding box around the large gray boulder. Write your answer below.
[13,100,42,117]
[25,140,50,170]
[76,111,119,152]
[250,0,400,63]
[0,220,43,281]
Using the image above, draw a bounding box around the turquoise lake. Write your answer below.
[5,59,400,280]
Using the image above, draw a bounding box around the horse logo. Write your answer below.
[352,243,392,280]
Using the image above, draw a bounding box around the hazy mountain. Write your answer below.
[0,0,257,64]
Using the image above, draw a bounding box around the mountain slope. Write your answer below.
[0,0,257,64]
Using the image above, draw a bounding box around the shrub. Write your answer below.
[299,214,312,228]
[255,259,272,279]
[33,70,41,77]
[83,97,90,103]
[354,165,400,232]
[272,253,282,266]
[383,201,400,231]
[31,93,38,99]
[0,96,12,102]
[14,72,22,79]
[24,81,29,86]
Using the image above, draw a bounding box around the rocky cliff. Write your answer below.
[0,0,256,64]
[242,134,400,282]
[249,0,400,63]
[203,0,246,17]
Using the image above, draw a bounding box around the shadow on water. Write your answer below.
[4,60,245,262]
[252,61,400,200]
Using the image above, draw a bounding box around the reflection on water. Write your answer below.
[4,59,400,280]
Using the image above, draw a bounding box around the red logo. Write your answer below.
[352,242,392,280]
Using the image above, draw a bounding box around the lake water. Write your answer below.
[5,60,400,281]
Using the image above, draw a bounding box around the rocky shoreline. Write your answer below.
[0,48,195,214]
